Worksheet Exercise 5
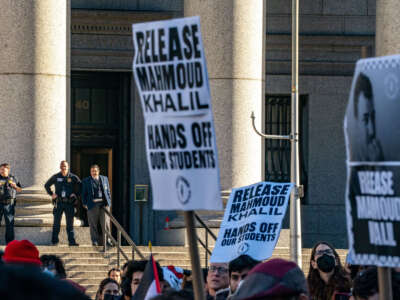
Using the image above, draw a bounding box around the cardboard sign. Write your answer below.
[210,182,292,262]
[344,55,400,267]
[132,17,221,211]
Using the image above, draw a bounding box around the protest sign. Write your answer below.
[132,16,221,211]
[210,182,293,263]
[344,54,400,267]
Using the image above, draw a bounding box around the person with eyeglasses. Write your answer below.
[307,242,351,300]
[206,263,230,300]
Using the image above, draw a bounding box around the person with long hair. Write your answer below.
[95,278,120,300]
[307,242,351,300]
[40,254,67,279]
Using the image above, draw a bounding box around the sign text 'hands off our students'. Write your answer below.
[345,54,400,267]
[132,17,221,211]
[211,182,293,263]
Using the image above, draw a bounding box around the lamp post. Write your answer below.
[251,0,302,266]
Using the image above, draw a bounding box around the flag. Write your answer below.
[132,255,161,300]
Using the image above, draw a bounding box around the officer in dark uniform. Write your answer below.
[44,160,81,246]
[0,163,22,244]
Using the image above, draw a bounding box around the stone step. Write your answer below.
[71,278,106,285]
[68,270,108,279]
[13,214,83,227]
[64,258,111,265]
[0,226,90,245]
[66,264,110,272]
[16,203,54,215]
[80,285,97,293]
[16,193,51,204]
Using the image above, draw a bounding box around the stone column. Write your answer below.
[0,1,69,191]
[184,1,266,191]
[376,0,400,56]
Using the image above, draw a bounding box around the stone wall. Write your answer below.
[265,0,376,248]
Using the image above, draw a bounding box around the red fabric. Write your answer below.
[249,258,296,278]
[63,279,87,294]
[167,265,184,279]
[151,255,161,293]
[3,240,42,266]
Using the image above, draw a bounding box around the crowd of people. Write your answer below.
[0,239,399,300]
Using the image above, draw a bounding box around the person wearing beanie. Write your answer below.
[229,258,309,300]
[2,239,42,266]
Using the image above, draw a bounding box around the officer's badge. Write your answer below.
[0,180,5,185]
[67,178,72,183]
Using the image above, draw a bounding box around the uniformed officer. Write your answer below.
[44,160,81,246]
[0,163,22,244]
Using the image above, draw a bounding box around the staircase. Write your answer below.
[0,189,349,299]
[33,244,347,300]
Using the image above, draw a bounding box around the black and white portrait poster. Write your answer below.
[344,55,400,267]
[132,17,222,211]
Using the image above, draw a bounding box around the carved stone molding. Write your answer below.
[71,9,176,35]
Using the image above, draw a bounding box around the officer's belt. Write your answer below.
[57,197,74,204]
[0,198,15,205]
[93,198,103,203]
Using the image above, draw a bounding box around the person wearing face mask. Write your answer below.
[95,278,120,300]
[307,242,351,300]
[40,254,67,279]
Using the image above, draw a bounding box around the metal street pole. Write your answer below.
[250,0,302,267]
[290,0,302,267]
[378,267,393,300]
[184,211,206,300]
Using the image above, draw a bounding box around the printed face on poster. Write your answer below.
[132,16,222,211]
[210,182,293,263]
[344,54,400,267]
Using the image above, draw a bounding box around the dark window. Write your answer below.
[264,95,308,201]
[72,86,119,127]
[74,88,90,123]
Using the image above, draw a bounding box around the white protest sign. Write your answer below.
[344,55,400,267]
[210,182,293,263]
[132,17,221,211]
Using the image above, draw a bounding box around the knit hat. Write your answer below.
[3,240,42,266]
[230,258,308,300]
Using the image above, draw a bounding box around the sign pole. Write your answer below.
[250,0,303,266]
[378,267,393,300]
[290,0,302,267]
[184,211,206,300]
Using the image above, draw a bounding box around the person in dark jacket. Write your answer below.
[81,164,111,246]
[0,163,22,244]
[44,160,81,246]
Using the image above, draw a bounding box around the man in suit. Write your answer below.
[81,164,111,246]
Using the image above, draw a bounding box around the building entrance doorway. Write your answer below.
[71,147,113,199]
[70,71,131,231]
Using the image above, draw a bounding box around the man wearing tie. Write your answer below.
[81,164,111,246]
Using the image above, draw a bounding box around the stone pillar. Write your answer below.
[0,1,69,191]
[376,0,400,56]
[184,1,266,191]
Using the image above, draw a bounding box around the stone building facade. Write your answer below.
[1,0,399,248]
